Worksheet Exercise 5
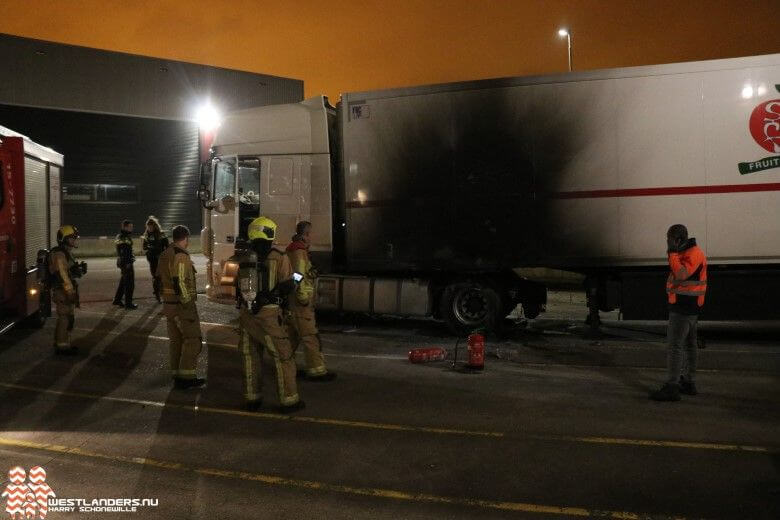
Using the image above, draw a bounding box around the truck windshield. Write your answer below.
[213,158,237,200]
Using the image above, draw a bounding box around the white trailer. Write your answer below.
[199,53,780,332]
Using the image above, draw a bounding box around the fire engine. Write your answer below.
[0,126,63,333]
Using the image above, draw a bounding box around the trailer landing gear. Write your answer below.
[584,277,603,339]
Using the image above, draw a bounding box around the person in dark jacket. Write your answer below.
[142,216,169,303]
[113,220,137,309]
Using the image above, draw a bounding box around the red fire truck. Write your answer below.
[0,125,63,334]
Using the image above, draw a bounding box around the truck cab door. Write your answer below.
[209,156,238,295]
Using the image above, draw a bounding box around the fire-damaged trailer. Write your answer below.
[202,53,780,332]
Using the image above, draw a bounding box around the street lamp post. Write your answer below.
[558,28,572,72]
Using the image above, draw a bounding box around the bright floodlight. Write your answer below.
[741,85,754,99]
[196,103,220,131]
[558,28,569,37]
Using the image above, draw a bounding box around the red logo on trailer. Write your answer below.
[749,98,780,153]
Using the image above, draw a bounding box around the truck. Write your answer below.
[198,53,780,333]
[0,126,63,334]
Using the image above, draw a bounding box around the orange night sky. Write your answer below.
[1,0,778,100]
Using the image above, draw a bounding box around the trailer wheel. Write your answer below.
[439,282,501,335]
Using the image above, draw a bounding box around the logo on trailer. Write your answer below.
[739,84,780,175]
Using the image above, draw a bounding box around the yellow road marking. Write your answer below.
[0,436,687,519]
[1,382,777,455]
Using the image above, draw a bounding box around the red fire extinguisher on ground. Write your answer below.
[466,332,485,370]
[408,347,447,363]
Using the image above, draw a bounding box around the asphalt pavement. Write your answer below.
[0,256,778,519]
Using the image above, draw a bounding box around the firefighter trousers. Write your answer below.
[239,306,300,406]
[287,304,327,377]
[163,302,202,379]
[52,288,75,350]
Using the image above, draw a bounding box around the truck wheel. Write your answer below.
[439,282,502,335]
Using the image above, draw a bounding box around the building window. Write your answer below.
[62,183,138,203]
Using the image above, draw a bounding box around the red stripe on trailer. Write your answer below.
[344,182,780,208]
[552,182,780,199]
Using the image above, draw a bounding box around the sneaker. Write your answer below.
[244,399,263,412]
[174,377,206,389]
[650,383,681,402]
[278,400,306,414]
[125,303,139,310]
[112,300,124,306]
[55,346,78,356]
[307,372,337,382]
[679,377,698,396]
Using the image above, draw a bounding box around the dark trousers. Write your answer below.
[148,255,160,299]
[666,312,698,384]
[114,264,135,304]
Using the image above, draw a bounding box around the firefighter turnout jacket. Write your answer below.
[666,238,708,315]
[157,245,197,305]
[48,246,78,295]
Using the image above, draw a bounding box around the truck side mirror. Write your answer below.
[197,184,211,208]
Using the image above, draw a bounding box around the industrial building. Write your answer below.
[0,33,302,237]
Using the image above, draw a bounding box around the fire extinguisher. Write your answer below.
[408,347,447,363]
[466,332,485,370]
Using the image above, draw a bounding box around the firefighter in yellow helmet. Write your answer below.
[231,216,304,412]
[156,225,205,389]
[285,221,335,381]
[48,225,87,355]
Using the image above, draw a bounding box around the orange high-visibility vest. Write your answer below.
[666,243,707,307]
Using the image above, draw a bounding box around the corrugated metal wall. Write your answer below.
[1,103,200,236]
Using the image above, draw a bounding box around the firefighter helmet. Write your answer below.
[247,216,277,241]
[57,225,79,243]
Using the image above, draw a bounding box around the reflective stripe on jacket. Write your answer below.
[666,241,707,307]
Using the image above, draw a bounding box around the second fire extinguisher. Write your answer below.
[466,332,485,369]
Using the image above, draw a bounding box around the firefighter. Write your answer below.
[232,216,305,412]
[48,225,86,355]
[286,221,336,381]
[113,220,137,309]
[142,216,169,303]
[157,225,205,389]
[651,224,707,402]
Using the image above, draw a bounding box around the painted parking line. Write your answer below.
[0,436,690,520]
[1,382,777,455]
[63,310,780,354]
[0,382,502,438]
